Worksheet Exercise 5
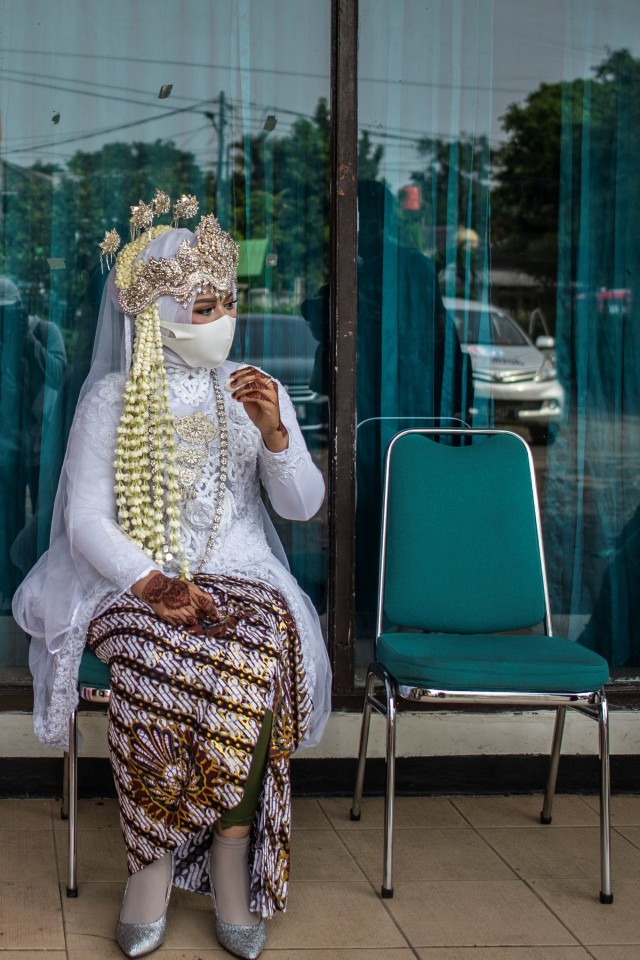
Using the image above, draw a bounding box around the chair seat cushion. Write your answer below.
[78,648,110,689]
[377,632,610,693]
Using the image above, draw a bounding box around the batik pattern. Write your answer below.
[86,573,311,918]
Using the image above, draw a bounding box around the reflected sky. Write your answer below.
[2,0,640,187]
[360,0,640,187]
[0,0,330,167]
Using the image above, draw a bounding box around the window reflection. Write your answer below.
[357,0,640,674]
[0,0,331,666]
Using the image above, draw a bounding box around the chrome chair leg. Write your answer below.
[540,706,566,824]
[67,708,78,898]
[61,750,69,820]
[381,671,397,899]
[598,696,613,903]
[351,669,377,821]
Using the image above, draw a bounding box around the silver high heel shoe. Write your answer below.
[211,886,267,960]
[116,853,174,958]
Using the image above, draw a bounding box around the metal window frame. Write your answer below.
[328,0,358,697]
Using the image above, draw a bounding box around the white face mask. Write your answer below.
[160,315,236,369]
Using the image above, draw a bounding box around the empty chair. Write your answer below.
[351,429,612,903]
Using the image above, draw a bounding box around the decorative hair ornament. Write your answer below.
[98,190,239,581]
[98,229,121,272]
[152,188,171,217]
[116,212,239,316]
[172,193,199,226]
[129,200,154,240]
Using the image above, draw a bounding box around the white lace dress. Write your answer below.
[15,359,331,751]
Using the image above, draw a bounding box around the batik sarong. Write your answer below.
[86,573,311,918]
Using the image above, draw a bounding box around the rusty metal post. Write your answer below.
[329,0,358,693]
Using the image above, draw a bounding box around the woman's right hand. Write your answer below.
[131,571,217,628]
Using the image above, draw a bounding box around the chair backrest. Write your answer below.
[380,430,548,635]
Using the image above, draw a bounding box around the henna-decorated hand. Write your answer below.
[131,571,218,629]
[229,366,289,452]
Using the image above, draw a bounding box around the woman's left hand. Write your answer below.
[230,366,289,452]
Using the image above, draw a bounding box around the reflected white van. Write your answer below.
[444,297,564,443]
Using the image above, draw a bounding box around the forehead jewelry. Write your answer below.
[99,190,239,316]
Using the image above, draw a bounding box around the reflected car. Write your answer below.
[443,297,564,442]
[231,312,327,433]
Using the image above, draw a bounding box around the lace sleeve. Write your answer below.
[258,381,325,520]
[66,375,157,591]
[74,374,124,458]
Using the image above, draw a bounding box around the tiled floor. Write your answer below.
[2,793,640,959]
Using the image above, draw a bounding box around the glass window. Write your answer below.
[357,0,640,677]
[451,308,530,348]
[0,0,331,668]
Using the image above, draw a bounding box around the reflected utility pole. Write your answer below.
[204,92,230,226]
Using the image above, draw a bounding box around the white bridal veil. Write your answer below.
[13,226,330,750]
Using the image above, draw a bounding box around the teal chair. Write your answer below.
[351,429,613,903]
[61,648,111,897]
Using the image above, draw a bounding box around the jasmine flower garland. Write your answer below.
[113,225,189,578]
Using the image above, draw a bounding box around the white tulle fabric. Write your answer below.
[12,228,331,752]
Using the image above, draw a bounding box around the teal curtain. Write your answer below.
[356,1,491,651]
[545,49,640,665]
[355,179,473,633]
[357,0,640,673]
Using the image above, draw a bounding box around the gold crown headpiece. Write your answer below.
[98,190,239,315]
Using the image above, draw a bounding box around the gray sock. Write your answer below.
[211,832,259,926]
[120,852,172,925]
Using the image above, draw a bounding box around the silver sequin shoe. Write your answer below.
[211,888,267,960]
[116,854,174,958]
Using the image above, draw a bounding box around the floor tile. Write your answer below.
[0,797,54,830]
[583,795,640,826]
[68,943,226,960]
[291,797,332,829]
[479,826,640,879]
[615,826,640,851]
[267,881,408,950]
[55,826,128,882]
[68,937,129,960]
[262,952,415,959]
[62,880,123,941]
[383,880,577,947]
[320,796,466,830]
[153,953,226,959]
[0,954,67,960]
[0,881,65,949]
[339,827,514,883]
[7,793,640,956]
[452,795,599,828]
[290,828,365,880]
[587,949,640,960]
[417,950,592,959]
[53,797,122,831]
[0,829,58,881]
[63,883,220,950]
[531,879,640,944]
[164,888,233,949]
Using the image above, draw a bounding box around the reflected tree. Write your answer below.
[409,134,492,298]
[493,48,640,289]
[230,98,330,299]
